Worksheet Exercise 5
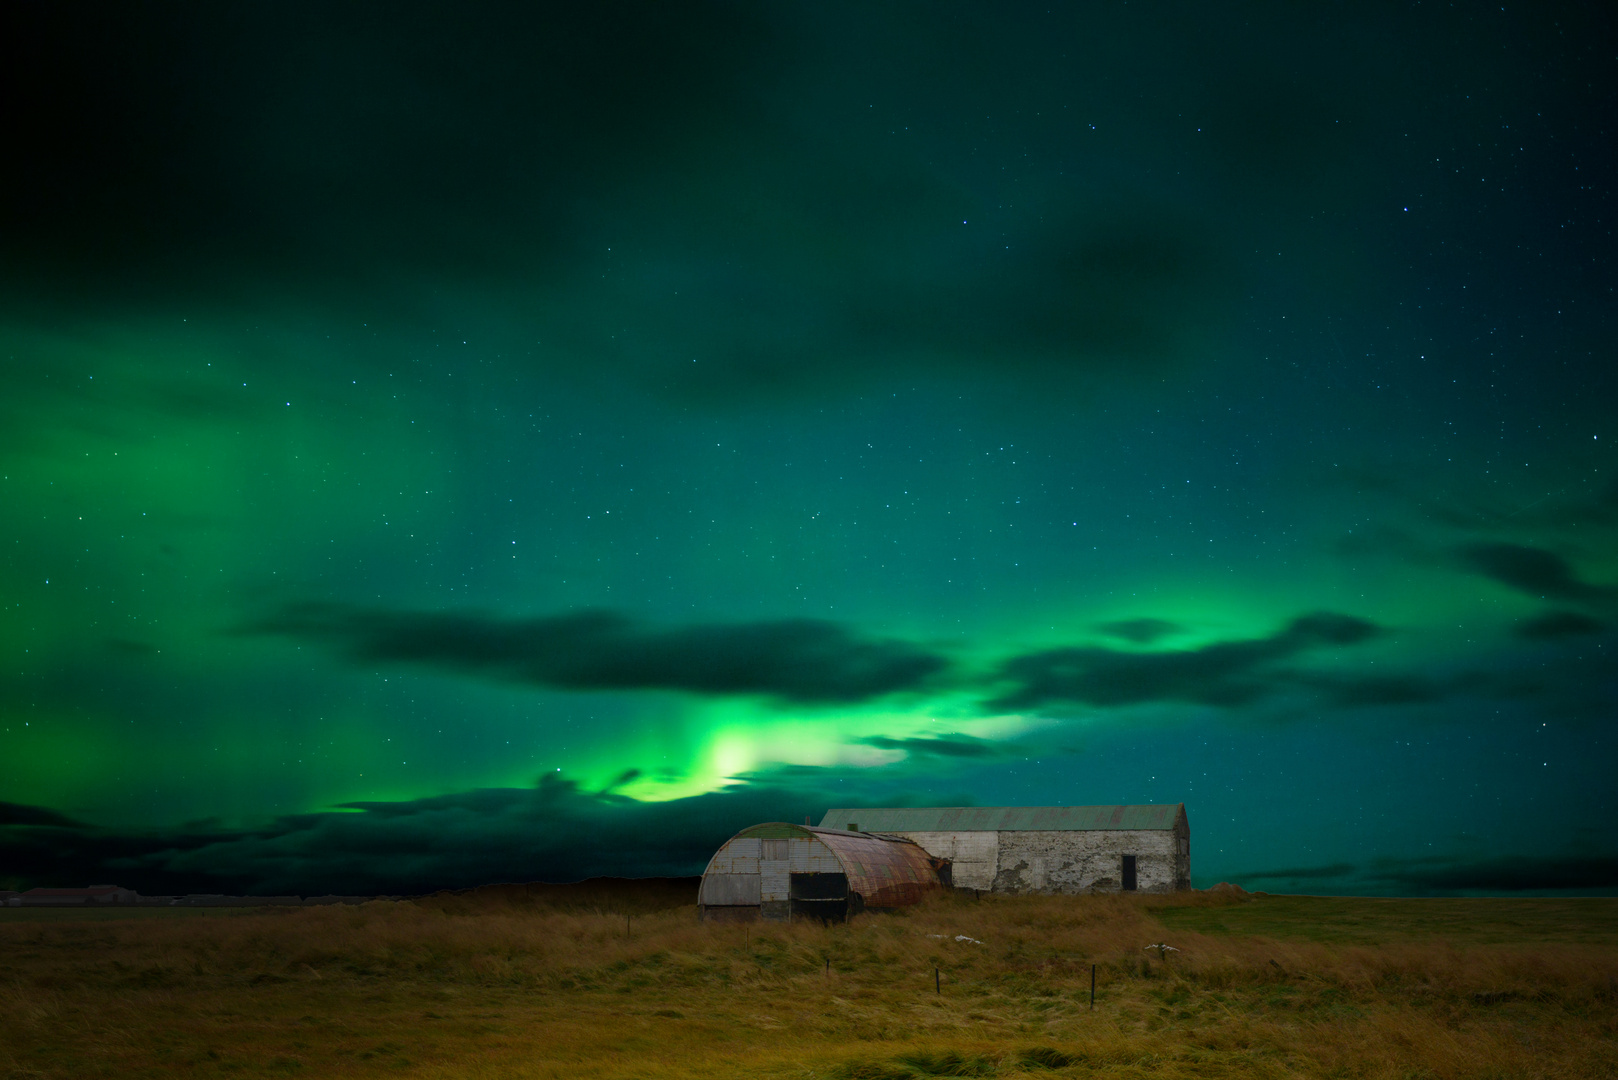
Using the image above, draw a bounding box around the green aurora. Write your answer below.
[1,1,1614,895]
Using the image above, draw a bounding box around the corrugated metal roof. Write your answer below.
[730,822,943,908]
[818,804,1186,832]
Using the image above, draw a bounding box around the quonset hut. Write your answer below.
[818,805,1190,895]
[698,822,946,922]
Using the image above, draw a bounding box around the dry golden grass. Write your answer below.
[2,888,1615,1079]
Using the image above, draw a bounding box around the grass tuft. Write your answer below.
[837,1061,919,1080]
[894,1048,997,1075]
[1017,1045,1078,1069]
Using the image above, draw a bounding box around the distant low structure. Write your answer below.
[818,805,1190,894]
[0,887,378,908]
[19,885,139,906]
[699,822,945,922]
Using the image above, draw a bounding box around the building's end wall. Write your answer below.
[994,829,1181,894]
[882,828,1186,894]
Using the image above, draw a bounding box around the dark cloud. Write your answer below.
[0,779,834,895]
[1457,543,1612,604]
[987,612,1379,711]
[1095,618,1182,644]
[632,205,1235,406]
[251,604,948,703]
[0,814,240,895]
[1,0,774,287]
[0,802,85,828]
[858,734,1001,758]
[0,775,989,896]
[1236,862,1356,881]
[2,1,1397,404]
[1304,674,1444,707]
[1298,665,1560,710]
[1515,611,1606,640]
[0,0,1239,400]
[1374,855,1618,893]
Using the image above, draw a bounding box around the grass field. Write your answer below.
[2,886,1615,1079]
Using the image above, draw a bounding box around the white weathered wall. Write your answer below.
[883,829,1184,894]
[995,829,1179,893]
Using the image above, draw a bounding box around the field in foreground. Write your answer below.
[2,887,1615,1079]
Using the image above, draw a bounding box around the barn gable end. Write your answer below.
[817,804,1190,895]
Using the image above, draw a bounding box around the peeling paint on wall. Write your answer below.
[818,805,1191,895]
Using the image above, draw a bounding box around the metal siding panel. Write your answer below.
[787,838,817,870]
[801,839,840,873]
[699,873,761,905]
[760,863,790,902]
[713,837,760,874]
[807,851,841,873]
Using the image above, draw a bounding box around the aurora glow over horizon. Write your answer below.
[3,2,1615,896]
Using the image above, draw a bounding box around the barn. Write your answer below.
[698,822,946,922]
[817,804,1191,894]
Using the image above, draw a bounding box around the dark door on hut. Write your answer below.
[790,872,849,921]
[1121,855,1138,891]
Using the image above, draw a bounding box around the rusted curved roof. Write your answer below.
[733,822,944,908]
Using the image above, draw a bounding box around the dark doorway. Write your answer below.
[790,872,849,921]
[1121,855,1137,892]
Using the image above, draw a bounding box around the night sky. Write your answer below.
[3,2,1615,897]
